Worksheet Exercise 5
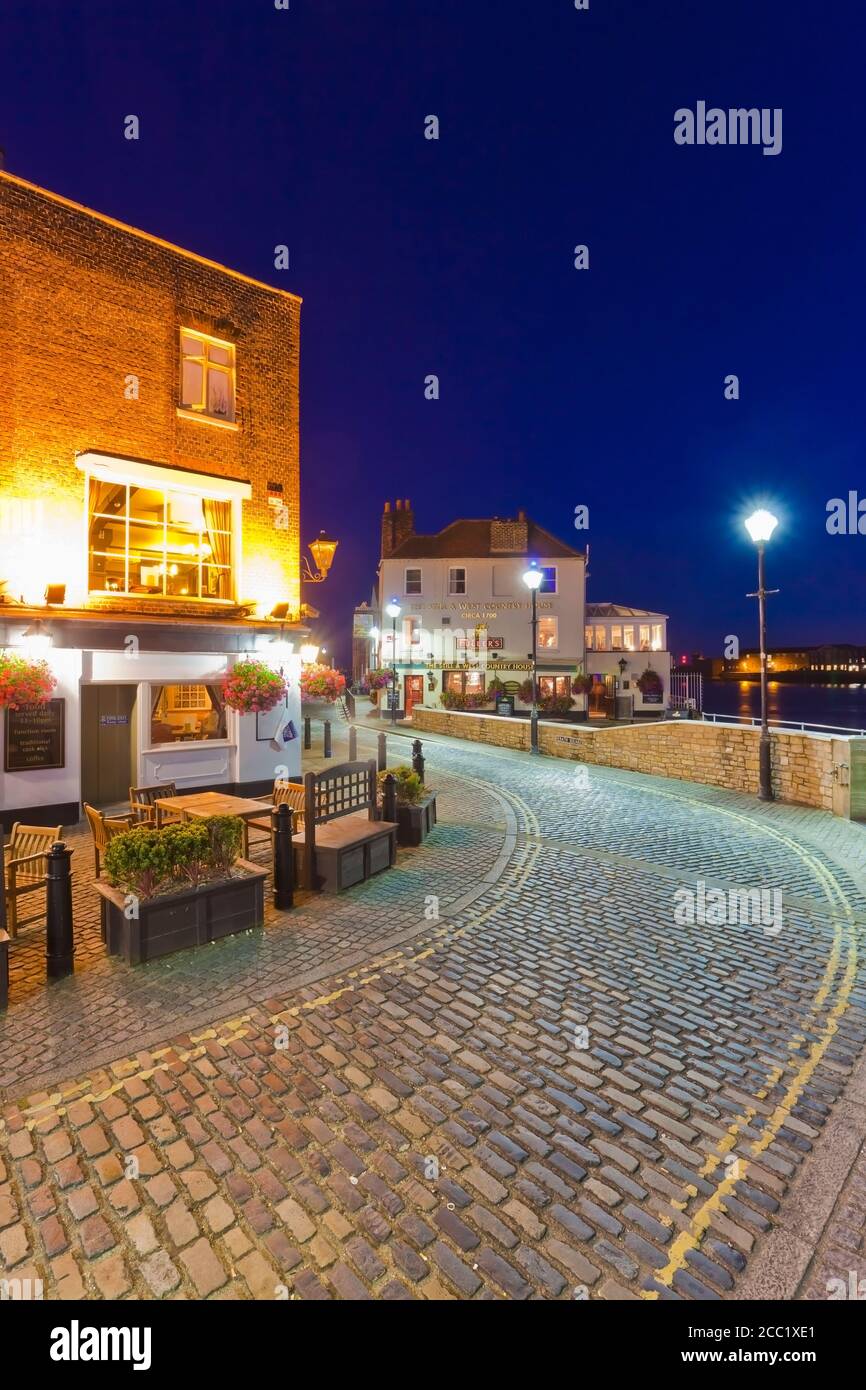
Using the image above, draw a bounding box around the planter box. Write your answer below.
[94,860,267,965]
[395,792,438,847]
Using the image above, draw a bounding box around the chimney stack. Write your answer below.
[380,498,415,558]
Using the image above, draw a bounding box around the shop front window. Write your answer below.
[444,670,485,697]
[539,675,570,698]
[149,684,228,745]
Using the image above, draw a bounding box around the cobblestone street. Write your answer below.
[2,725,866,1301]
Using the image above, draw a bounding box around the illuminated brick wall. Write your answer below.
[0,170,300,619]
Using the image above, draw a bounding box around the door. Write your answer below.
[81,685,137,808]
[404,674,424,718]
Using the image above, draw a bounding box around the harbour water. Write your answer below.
[702,680,866,734]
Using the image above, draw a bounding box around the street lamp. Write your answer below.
[744,509,779,802]
[385,599,401,725]
[522,561,543,754]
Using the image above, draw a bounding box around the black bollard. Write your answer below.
[303,716,311,750]
[348,726,358,761]
[323,720,332,759]
[377,731,387,772]
[412,738,425,783]
[382,772,397,824]
[273,804,295,910]
[45,841,74,980]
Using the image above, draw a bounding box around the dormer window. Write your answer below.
[180,330,236,423]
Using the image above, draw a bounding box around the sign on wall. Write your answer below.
[4,698,66,772]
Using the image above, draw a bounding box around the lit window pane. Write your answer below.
[207,370,232,418]
[208,344,231,365]
[182,360,204,407]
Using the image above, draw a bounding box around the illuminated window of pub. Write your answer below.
[538,616,558,650]
[88,480,233,600]
[180,330,236,421]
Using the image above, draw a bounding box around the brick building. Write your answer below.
[0,167,306,827]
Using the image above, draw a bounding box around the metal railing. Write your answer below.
[702,711,866,737]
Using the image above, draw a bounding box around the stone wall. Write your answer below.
[410,707,838,812]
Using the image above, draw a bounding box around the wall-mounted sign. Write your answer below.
[99,714,129,727]
[457,636,504,650]
[4,699,66,772]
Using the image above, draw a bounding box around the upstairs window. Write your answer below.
[448,567,466,595]
[405,567,422,596]
[180,330,236,422]
[539,566,557,593]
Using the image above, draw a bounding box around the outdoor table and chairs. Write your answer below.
[153,791,273,856]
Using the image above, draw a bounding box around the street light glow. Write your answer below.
[522,561,543,591]
[744,509,779,545]
[385,598,401,618]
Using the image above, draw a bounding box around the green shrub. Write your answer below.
[378,765,425,804]
[103,814,246,900]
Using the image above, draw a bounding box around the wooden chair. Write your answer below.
[3,823,62,936]
[129,783,181,826]
[84,803,133,877]
[247,780,306,853]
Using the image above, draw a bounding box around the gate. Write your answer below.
[669,671,703,712]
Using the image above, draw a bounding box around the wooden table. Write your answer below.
[154,792,270,856]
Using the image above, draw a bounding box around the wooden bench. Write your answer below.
[296,760,397,893]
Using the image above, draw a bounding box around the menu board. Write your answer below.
[4,699,65,772]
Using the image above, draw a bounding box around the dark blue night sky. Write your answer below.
[2,1,863,664]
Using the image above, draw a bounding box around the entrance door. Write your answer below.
[81,685,137,808]
[404,674,424,719]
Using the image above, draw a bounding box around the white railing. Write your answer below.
[702,712,866,737]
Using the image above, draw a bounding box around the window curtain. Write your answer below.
[202,499,231,597]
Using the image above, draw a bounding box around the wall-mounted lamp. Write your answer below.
[302,531,339,584]
[300,643,320,664]
[617,657,628,675]
[21,620,52,656]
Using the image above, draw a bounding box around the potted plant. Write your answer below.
[378,765,438,846]
[94,815,267,964]
[223,659,287,714]
[0,652,57,709]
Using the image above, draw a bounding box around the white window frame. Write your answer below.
[537,615,559,651]
[179,328,237,425]
[77,452,249,604]
[539,565,558,594]
[448,567,467,596]
[404,567,422,596]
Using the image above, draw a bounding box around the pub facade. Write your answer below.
[0,168,305,829]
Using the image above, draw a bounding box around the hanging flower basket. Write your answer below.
[223,659,287,714]
[572,673,593,695]
[300,665,346,705]
[0,652,57,710]
[636,667,664,697]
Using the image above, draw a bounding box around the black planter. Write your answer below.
[395,792,438,847]
[95,860,267,965]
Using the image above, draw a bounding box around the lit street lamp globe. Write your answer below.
[522,562,543,591]
[385,599,401,619]
[744,509,779,545]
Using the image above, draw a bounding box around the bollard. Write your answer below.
[0,930,8,1011]
[323,720,332,759]
[377,732,387,772]
[304,716,311,750]
[412,738,425,783]
[45,841,74,980]
[348,726,358,761]
[382,772,397,824]
[273,804,295,910]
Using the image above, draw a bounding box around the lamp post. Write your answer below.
[522,561,543,754]
[744,509,779,802]
[385,599,401,726]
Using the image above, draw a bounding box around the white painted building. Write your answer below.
[366,502,673,721]
[584,602,672,717]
